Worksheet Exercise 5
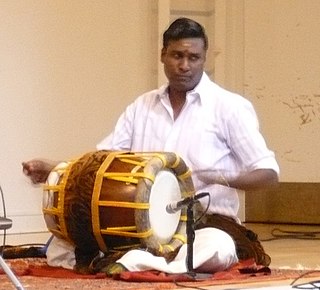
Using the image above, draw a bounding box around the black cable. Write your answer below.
[172,280,210,290]
[257,227,320,288]
[2,243,46,248]
[290,270,320,289]
[272,228,320,239]
[194,193,211,227]
[1,186,47,259]
[260,227,320,242]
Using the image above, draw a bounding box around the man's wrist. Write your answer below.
[217,172,230,187]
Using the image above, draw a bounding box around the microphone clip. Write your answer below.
[166,192,209,214]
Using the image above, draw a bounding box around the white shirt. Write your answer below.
[97,72,279,219]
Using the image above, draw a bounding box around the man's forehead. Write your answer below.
[166,38,205,51]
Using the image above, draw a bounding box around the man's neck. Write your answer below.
[168,89,187,120]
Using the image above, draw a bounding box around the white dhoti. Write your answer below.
[46,227,238,274]
[46,236,76,270]
[117,227,238,273]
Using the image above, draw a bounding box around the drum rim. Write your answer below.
[134,152,195,256]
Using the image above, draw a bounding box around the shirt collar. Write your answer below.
[157,72,211,104]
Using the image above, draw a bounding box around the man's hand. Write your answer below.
[22,159,59,184]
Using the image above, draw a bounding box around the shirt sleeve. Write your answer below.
[226,98,280,175]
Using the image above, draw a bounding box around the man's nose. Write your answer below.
[179,58,190,71]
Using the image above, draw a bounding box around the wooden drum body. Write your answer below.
[42,151,195,259]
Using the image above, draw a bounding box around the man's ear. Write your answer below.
[160,48,166,63]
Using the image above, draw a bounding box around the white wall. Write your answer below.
[243,0,320,182]
[0,0,158,238]
[214,0,320,182]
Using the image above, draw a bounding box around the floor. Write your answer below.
[208,222,320,290]
[247,223,320,269]
[1,223,320,289]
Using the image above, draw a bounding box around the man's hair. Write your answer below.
[163,17,208,50]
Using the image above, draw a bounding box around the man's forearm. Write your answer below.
[227,169,279,191]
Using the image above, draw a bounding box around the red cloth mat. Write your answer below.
[3,257,320,290]
[1,258,269,281]
[116,258,271,282]
[2,257,316,287]
[0,258,106,279]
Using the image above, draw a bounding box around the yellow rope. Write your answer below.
[43,184,62,191]
[118,157,148,167]
[43,207,60,215]
[170,154,180,169]
[99,200,149,209]
[42,161,75,243]
[179,214,187,222]
[172,233,187,244]
[91,152,119,252]
[177,168,192,180]
[104,172,155,183]
[101,228,153,239]
[162,244,175,252]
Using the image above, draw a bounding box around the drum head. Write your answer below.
[148,169,181,244]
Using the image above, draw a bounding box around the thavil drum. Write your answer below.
[42,151,195,259]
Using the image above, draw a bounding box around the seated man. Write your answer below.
[23,17,279,275]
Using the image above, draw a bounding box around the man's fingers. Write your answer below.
[23,168,30,176]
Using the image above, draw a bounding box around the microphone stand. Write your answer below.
[185,193,212,280]
[186,200,196,277]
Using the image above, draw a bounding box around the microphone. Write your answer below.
[166,192,209,214]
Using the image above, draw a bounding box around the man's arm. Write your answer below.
[226,169,279,191]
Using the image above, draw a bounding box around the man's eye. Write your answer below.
[190,56,200,61]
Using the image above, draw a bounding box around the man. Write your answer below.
[23,18,279,275]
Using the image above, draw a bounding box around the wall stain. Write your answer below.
[281,150,301,163]
[282,94,320,127]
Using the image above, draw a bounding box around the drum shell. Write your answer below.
[43,150,195,258]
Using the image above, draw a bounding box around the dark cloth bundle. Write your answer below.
[196,214,271,266]
[0,245,46,259]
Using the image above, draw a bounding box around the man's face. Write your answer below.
[161,38,206,93]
